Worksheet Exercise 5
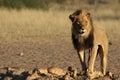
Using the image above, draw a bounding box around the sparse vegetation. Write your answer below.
[0,0,119,10]
[0,0,48,9]
[0,8,119,45]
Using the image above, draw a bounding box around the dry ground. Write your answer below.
[0,8,120,80]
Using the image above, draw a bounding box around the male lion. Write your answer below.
[69,10,108,78]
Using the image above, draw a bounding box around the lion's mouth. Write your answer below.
[79,29,85,34]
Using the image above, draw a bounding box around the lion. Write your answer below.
[69,10,108,79]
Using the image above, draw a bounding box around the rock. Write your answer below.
[67,66,78,78]
[4,77,12,80]
[37,67,67,77]
[64,73,74,80]
[48,67,67,76]
[26,71,40,80]
[8,67,25,75]
[112,74,120,80]
[0,67,7,74]
[19,52,24,56]
[103,76,111,80]
[37,68,49,76]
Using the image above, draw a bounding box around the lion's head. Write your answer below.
[69,10,93,38]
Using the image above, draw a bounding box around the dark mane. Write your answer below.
[73,10,82,16]
[72,33,79,50]
[72,19,94,50]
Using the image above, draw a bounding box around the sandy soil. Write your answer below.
[0,41,120,80]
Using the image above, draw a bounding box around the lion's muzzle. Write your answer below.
[79,29,85,34]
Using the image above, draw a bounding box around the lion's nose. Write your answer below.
[81,28,84,30]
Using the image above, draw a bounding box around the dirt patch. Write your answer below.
[0,41,120,80]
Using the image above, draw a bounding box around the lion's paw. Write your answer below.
[87,71,103,79]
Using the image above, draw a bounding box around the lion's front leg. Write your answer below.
[78,50,87,73]
[87,46,98,77]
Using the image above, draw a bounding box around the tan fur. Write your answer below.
[69,10,108,79]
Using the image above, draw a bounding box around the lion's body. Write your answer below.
[69,10,108,79]
[72,25,108,51]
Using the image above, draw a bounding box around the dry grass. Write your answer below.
[0,8,120,45]
[0,9,71,45]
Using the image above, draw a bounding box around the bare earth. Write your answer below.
[0,41,120,80]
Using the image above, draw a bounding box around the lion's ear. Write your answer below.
[86,12,91,19]
[69,10,82,22]
[69,15,76,22]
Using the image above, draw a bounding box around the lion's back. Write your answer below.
[93,26,108,46]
